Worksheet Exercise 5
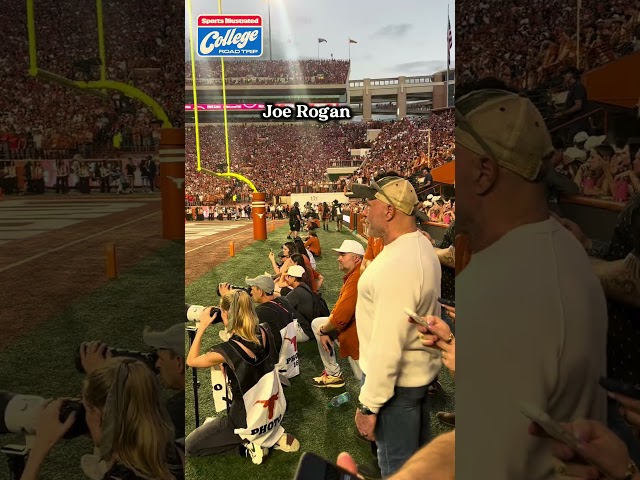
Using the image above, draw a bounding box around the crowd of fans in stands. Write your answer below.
[186,112,455,206]
[457,0,640,91]
[186,59,351,85]
[186,122,367,200]
[1,0,183,162]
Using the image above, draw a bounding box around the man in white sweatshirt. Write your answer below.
[351,176,442,478]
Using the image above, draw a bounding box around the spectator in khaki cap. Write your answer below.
[311,239,365,389]
[350,174,441,478]
[455,82,607,479]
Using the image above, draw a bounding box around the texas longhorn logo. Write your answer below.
[284,335,297,352]
[254,392,279,420]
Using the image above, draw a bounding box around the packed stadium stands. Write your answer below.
[457,0,640,91]
[185,110,455,203]
[186,59,351,85]
[0,0,183,162]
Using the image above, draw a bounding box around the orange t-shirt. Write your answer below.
[329,266,361,360]
[364,236,384,261]
[304,236,321,256]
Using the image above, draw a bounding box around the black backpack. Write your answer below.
[299,283,331,319]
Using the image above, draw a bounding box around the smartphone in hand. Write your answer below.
[520,402,617,479]
[599,377,640,400]
[293,452,357,480]
[438,297,455,308]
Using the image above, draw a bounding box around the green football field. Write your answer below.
[0,241,184,480]
[184,223,455,480]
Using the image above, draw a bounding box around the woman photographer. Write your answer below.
[22,358,183,480]
[185,290,299,464]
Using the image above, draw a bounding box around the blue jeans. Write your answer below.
[608,397,640,466]
[362,374,431,478]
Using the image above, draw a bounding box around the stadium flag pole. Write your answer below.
[268,0,273,61]
[186,0,202,171]
[218,0,232,174]
[348,39,350,60]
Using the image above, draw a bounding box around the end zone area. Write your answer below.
[0,194,184,480]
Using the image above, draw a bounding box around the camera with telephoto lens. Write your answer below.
[73,346,158,375]
[185,304,222,325]
[215,283,251,296]
[0,391,88,439]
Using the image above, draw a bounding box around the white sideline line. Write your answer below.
[185,225,256,254]
[0,212,160,273]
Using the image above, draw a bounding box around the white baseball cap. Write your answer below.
[573,131,589,144]
[286,265,306,278]
[332,239,365,256]
[584,135,607,151]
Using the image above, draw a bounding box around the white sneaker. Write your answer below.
[273,433,300,452]
[246,442,268,465]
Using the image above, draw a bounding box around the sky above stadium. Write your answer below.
[185,0,455,80]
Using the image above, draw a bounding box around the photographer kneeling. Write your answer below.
[185,290,299,464]
[79,323,186,439]
[22,358,183,480]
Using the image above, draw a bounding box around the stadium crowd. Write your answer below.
[185,123,367,200]
[186,59,351,85]
[0,0,183,163]
[186,112,454,207]
[456,0,640,90]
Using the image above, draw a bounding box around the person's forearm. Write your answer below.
[564,104,581,115]
[389,431,455,480]
[321,315,337,334]
[20,447,48,480]
[271,258,280,274]
[316,275,324,290]
[186,329,205,366]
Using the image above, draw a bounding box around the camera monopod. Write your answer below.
[185,325,201,428]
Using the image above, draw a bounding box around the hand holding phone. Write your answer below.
[599,377,640,400]
[438,297,455,308]
[403,307,430,329]
[293,452,357,480]
[521,403,620,479]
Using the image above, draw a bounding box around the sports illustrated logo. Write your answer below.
[197,15,263,57]
[254,393,279,419]
[261,102,353,122]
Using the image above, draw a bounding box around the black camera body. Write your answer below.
[216,284,252,296]
[73,347,158,374]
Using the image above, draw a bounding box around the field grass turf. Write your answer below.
[0,241,184,480]
[184,223,454,480]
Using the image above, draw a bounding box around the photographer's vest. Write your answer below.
[211,324,286,448]
[261,299,300,381]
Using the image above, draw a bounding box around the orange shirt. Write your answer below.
[364,236,384,261]
[304,236,321,256]
[329,266,361,360]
